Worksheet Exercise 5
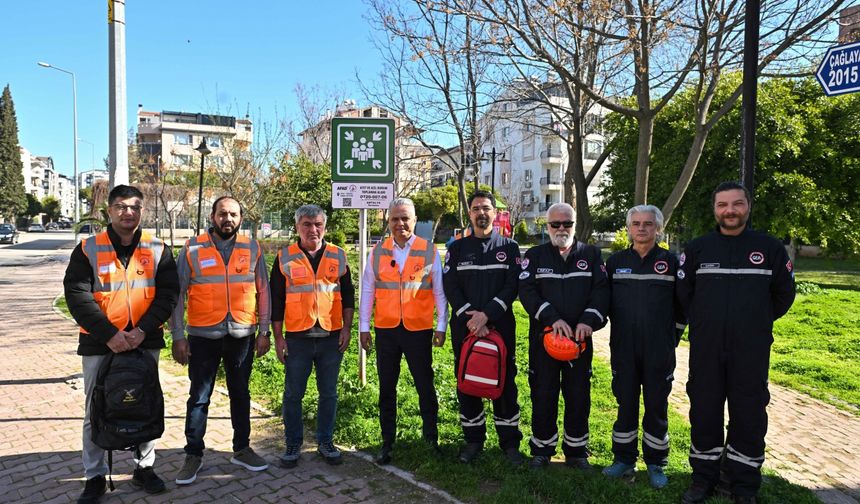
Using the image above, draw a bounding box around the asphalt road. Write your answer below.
[0,230,78,267]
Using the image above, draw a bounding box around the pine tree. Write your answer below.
[0,84,27,221]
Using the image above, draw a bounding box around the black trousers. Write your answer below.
[609,335,675,466]
[687,330,771,497]
[528,335,593,458]
[452,329,523,450]
[375,325,438,447]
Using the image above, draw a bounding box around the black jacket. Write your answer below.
[519,241,609,338]
[677,227,795,341]
[606,245,685,349]
[64,226,179,355]
[443,232,520,338]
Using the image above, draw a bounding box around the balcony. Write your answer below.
[540,149,563,164]
[540,177,561,188]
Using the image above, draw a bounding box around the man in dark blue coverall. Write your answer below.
[678,182,795,504]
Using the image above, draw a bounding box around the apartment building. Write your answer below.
[478,81,610,225]
[298,100,433,195]
[78,169,109,189]
[18,147,75,218]
[135,106,253,175]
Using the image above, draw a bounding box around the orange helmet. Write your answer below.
[543,327,587,361]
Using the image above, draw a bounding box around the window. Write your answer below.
[524,170,532,181]
[379,109,389,118]
[502,172,510,185]
[174,133,192,145]
[207,136,221,148]
[502,127,509,139]
[173,154,192,166]
[584,114,603,134]
[584,140,602,160]
[363,108,373,117]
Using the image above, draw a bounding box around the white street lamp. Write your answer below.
[38,61,80,243]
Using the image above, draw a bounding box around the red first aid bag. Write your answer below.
[457,328,507,400]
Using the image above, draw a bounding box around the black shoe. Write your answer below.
[733,496,758,504]
[131,467,166,494]
[682,482,715,504]
[458,442,483,464]
[529,455,550,470]
[504,447,523,466]
[375,445,393,465]
[77,475,106,504]
[565,457,592,471]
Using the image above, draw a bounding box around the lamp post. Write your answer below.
[38,61,79,242]
[195,138,211,235]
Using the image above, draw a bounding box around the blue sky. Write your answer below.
[2,1,383,178]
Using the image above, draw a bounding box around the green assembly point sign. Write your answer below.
[330,117,396,182]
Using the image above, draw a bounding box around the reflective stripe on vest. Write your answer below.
[186,233,259,329]
[371,236,435,331]
[279,243,346,332]
[80,231,163,333]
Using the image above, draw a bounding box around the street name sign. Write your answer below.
[816,41,860,97]
[330,118,396,182]
[332,182,394,209]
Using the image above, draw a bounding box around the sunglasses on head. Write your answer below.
[548,221,574,229]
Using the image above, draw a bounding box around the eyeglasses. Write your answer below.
[470,206,494,214]
[111,204,142,213]
[548,221,574,229]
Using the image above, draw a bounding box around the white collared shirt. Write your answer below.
[359,234,448,332]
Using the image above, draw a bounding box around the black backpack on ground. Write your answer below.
[90,348,164,489]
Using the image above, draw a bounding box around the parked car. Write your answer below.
[45,222,59,230]
[79,223,95,234]
[0,224,19,244]
[27,223,46,233]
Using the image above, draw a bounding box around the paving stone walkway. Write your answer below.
[592,328,860,504]
[0,261,449,504]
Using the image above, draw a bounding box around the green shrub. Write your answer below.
[327,229,347,248]
[609,228,629,251]
[796,281,822,295]
[514,221,528,242]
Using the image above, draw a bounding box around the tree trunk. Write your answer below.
[634,113,654,205]
[566,142,593,242]
[661,124,710,226]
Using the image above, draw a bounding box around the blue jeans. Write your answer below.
[184,335,254,456]
[282,335,344,446]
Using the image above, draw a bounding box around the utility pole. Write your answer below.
[108,0,129,188]
[482,147,506,194]
[740,0,760,222]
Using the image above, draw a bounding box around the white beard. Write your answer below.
[551,232,573,249]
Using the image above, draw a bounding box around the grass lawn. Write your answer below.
[770,256,860,414]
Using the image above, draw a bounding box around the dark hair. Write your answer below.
[108,184,144,205]
[468,190,496,208]
[712,181,751,205]
[211,196,242,217]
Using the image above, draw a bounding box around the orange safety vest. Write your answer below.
[185,233,259,329]
[279,243,347,332]
[371,236,436,331]
[80,231,163,333]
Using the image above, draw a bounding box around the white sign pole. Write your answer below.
[358,208,368,386]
